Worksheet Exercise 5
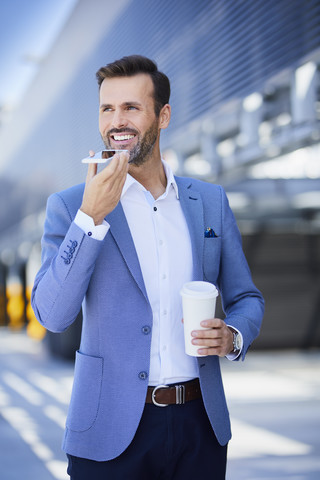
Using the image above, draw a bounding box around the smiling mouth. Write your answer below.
[112,134,135,141]
[109,130,138,146]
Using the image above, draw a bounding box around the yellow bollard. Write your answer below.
[25,286,46,340]
[6,283,25,330]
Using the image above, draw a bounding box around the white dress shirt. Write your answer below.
[75,161,241,385]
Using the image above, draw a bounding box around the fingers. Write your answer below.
[85,150,97,183]
[200,318,224,329]
[85,150,128,188]
[100,151,129,181]
[192,324,223,339]
[191,318,233,356]
[80,150,129,223]
[191,318,227,341]
[100,153,128,196]
[119,149,130,163]
[86,162,98,183]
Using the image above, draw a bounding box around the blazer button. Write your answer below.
[141,325,151,335]
[138,371,148,380]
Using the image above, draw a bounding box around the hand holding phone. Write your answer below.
[80,149,129,224]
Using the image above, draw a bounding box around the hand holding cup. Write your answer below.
[180,281,219,356]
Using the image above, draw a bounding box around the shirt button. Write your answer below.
[153,206,157,211]
[141,325,151,335]
[138,371,148,380]
[163,310,167,316]
[162,274,167,280]
[159,240,163,246]
[88,231,92,237]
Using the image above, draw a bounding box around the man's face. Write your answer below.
[99,74,160,166]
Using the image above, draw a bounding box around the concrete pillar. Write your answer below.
[291,62,318,124]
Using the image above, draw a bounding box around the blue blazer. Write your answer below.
[32,176,264,461]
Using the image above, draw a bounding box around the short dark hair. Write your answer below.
[96,55,170,116]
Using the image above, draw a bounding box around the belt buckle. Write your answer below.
[175,384,186,405]
[151,384,169,407]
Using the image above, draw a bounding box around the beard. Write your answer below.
[101,119,159,166]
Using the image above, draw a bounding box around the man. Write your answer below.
[32,55,264,479]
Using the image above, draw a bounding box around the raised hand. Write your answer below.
[80,150,129,225]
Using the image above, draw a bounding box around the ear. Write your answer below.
[159,104,171,130]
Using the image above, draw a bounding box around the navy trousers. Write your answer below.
[67,397,228,480]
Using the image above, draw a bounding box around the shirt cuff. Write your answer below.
[74,209,109,241]
[225,325,243,361]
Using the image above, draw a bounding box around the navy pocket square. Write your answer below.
[205,227,218,238]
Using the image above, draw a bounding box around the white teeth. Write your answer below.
[113,134,135,141]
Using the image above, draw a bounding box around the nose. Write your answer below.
[111,108,127,129]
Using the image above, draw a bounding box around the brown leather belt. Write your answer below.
[146,378,201,407]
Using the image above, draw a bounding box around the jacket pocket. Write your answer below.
[66,350,103,432]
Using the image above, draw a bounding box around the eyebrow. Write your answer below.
[99,101,142,110]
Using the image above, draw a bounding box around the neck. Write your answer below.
[128,151,167,199]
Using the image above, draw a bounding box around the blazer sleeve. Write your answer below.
[217,187,264,359]
[31,192,104,333]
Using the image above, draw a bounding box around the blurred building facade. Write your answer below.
[0,0,320,352]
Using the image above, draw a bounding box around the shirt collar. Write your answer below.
[121,159,179,199]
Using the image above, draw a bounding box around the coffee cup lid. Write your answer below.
[180,281,218,299]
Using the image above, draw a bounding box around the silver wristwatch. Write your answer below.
[232,331,241,352]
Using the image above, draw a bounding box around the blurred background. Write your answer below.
[0,0,319,479]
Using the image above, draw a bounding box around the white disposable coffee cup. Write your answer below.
[180,281,219,357]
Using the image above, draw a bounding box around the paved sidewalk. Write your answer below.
[221,349,320,479]
[0,329,319,479]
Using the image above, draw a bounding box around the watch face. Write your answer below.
[233,333,241,351]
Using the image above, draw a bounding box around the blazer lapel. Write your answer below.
[176,177,204,281]
[106,203,148,301]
